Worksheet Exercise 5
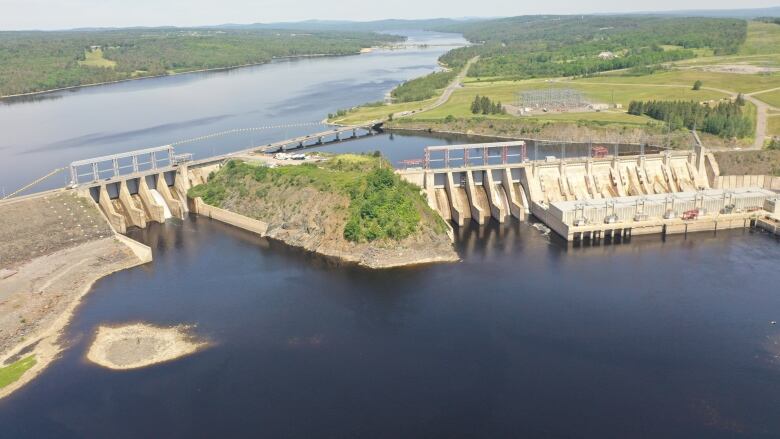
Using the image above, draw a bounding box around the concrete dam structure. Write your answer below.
[399,139,780,241]
[35,127,777,244]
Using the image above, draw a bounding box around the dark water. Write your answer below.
[1,218,779,437]
[2,28,780,438]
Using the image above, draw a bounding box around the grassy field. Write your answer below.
[583,70,780,94]
[408,79,727,122]
[330,98,437,125]
[77,48,117,68]
[739,21,780,56]
[0,356,36,390]
[769,115,780,137]
[753,89,780,108]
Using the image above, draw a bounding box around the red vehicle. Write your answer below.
[591,146,609,158]
[682,209,699,220]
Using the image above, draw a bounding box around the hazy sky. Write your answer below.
[1,0,778,30]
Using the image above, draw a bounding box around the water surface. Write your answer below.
[1,28,779,438]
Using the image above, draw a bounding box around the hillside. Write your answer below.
[0,29,402,97]
[188,154,458,268]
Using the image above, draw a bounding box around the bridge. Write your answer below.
[30,121,383,233]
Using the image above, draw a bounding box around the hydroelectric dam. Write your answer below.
[3,125,780,250]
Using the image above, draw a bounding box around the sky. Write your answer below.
[1,0,778,30]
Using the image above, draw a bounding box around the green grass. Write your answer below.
[78,48,117,68]
[0,355,36,389]
[329,98,437,125]
[753,89,780,108]
[674,53,780,68]
[739,21,780,56]
[581,70,780,94]
[407,78,727,123]
[769,115,780,137]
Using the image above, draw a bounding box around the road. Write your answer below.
[393,56,479,120]
[572,81,779,150]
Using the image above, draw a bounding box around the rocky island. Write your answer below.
[188,153,459,268]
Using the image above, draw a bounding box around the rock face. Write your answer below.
[86,324,206,370]
[221,184,459,269]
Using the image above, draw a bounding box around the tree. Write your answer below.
[735,93,745,106]
[692,80,703,90]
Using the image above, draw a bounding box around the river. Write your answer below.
[1,30,780,437]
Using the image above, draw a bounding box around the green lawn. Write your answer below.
[753,89,780,108]
[78,48,117,68]
[739,21,780,56]
[0,355,36,389]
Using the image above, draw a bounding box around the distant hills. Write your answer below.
[209,18,484,32]
[17,7,780,33]
[630,6,780,18]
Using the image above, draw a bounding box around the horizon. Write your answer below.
[1,2,779,31]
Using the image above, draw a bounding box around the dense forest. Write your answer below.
[0,29,402,96]
[628,99,754,138]
[435,16,747,79]
[391,70,456,102]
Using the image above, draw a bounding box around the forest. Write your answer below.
[391,70,457,102]
[435,16,747,79]
[0,29,401,96]
[627,99,754,138]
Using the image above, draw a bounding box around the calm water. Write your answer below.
[0,30,465,194]
[1,30,780,438]
[1,219,779,437]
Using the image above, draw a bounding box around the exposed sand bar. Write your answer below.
[0,237,151,399]
[0,191,152,399]
[86,324,207,370]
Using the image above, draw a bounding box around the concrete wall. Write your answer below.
[191,197,268,236]
[714,175,780,191]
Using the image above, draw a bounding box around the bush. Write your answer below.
[343,167,421,242]
[693,80,703,90]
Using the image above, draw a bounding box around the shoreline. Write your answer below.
[194,204,460,269]
[0,237,151,400]
[0,51,364,101]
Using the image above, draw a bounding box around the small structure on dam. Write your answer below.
[399,137,780,241]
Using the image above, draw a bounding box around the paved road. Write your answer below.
[393,56,479,119]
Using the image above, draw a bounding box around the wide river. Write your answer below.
[2,31,780,437]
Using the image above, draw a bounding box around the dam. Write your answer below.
[398,137,780,242]
[6,128,779,244]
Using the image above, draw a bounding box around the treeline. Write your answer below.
[757,17,780,25]
[628,99,753,138]
[435,16,747,78]
[0,29,402,96]
[470,95,506,115]
[391,70,456,102]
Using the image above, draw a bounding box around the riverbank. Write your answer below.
[0,237,150,399]
[0,192,151,399]
[0,52,368,101]
[188,154,459,269]
[385,118,739,149]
